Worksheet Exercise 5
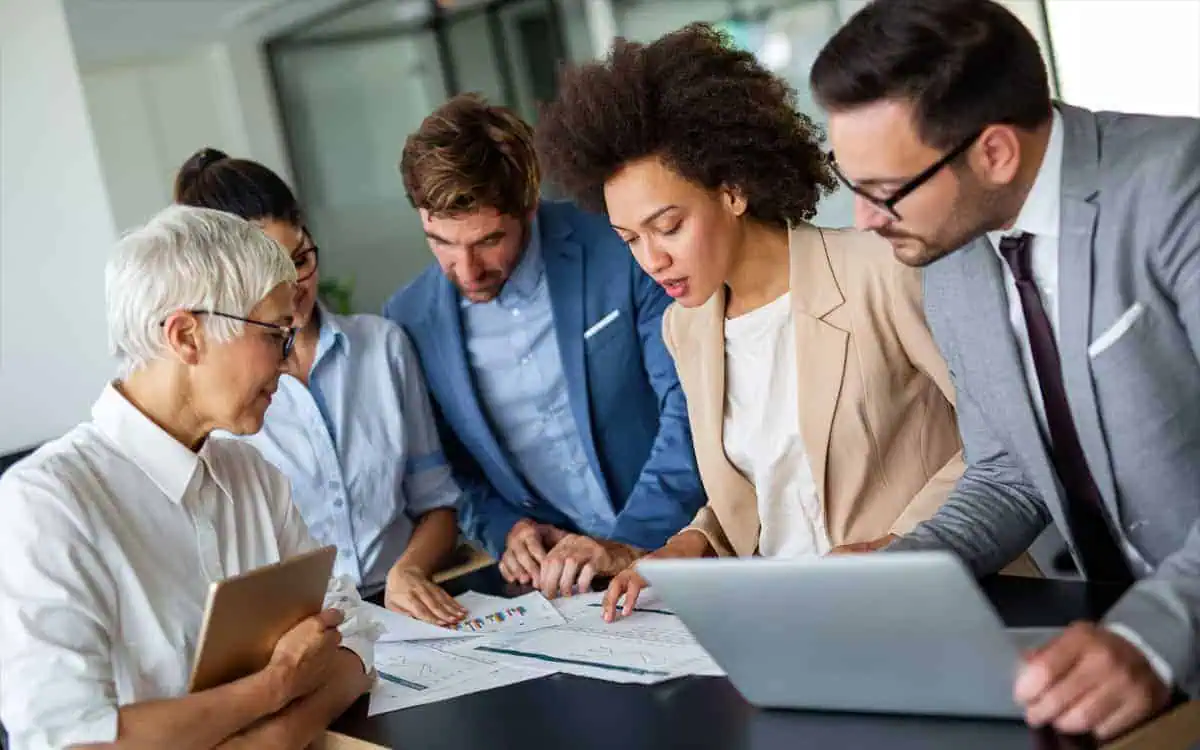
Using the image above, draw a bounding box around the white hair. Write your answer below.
[106,204,298,377]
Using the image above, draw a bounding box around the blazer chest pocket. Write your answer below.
[1089,303,1195,441]
[584,309,625,354]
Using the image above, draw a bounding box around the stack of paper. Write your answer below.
[369,642,549,716]
[366,590,566,643]
[365,590,565,716]
[365,588,724,716]
[451,591,725,685]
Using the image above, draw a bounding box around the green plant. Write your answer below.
[318,276,355,315]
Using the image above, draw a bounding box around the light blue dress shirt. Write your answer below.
[460,224,616,538]
[240,308,460,591]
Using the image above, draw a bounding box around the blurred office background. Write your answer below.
[2,0,1199,462]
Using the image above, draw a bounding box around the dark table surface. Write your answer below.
[334,567,1125,750]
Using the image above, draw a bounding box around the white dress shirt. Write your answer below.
[0,384,378,750]
[987,109,1171,686]
[722,292,830,558]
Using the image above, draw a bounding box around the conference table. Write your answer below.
[326,565,1200,750]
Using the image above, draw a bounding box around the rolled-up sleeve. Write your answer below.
[0,467,120,750]
[391,326,461,517]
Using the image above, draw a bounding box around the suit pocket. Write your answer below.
[584,309,627,355]
[1088,302,1145,359]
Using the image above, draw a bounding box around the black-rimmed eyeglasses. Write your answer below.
[161,310,297,360]
[293,228,320,283]
[828,130,982,221]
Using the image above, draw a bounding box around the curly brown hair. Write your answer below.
[536,23,836,227]
[401,92,540,218]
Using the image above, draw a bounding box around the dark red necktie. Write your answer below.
[999,233,1134,586]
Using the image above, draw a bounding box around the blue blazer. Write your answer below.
[383,201,706,556]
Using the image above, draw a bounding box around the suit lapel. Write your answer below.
[692,288,760,556]
[1057,104,1121,517]
[790,225,848,517]
[427,277,518,486]
[956,240,1061,498]
[542,217,606,490]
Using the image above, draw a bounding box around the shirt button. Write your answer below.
[512,308,521,317]
[522,498,536,509]
[521,355,531,365]
[334,497,345,508]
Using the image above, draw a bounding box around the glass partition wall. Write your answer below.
[267,0,1058,313]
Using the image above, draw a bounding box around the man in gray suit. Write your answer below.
[810,0,1200,740]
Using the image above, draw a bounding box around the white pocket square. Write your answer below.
[1088,302,1145,358]
[584,309,621,340]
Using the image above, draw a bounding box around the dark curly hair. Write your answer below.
[536,23,836,227]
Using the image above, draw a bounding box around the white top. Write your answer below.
[985,109,1169,686]
[0,384,379,750]
[721,292,830,558]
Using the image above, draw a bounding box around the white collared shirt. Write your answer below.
[987,108,1065,435]
[985,109,1170,686]
[0,384,378,750]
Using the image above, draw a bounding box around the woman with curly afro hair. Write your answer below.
[537,23,970,620]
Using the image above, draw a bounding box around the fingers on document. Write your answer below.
[559,557,580,598]
[576,563,597,597]
[397,592,438,624]
[538,557,564,599]
[513,542,543,583]
[602,574,643,623]
[420,586,466,625]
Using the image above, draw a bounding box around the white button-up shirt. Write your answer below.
[0,384,378,750]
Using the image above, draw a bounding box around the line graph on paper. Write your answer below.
[375,645,480,692]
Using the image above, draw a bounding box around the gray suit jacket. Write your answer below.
[892,103,1200,692]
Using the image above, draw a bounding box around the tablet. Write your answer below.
[188,545,337,692]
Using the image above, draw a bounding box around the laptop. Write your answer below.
[636,551,1059,720]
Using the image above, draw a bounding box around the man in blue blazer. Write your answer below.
[383,94,705,598]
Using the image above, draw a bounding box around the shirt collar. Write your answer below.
[460,216,544,309]
[988,108,1064,246]
[92,382,230,505]
[312,303,348,371]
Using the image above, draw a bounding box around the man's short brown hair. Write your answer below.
[400,93,540,218]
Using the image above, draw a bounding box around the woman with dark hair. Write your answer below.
[536,23,968,620]
[174,148,468,625]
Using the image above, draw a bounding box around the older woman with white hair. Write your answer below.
[0,205,377,750]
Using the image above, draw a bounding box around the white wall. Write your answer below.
[0,0,118,453]
[80,41,293,234]
[1047,0,1200,117]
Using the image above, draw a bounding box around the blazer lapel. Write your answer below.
[542,219,606,488]
[427,277,518,486]
[692,288,760,556]
[1057,104,1121,517]
[790,225,849,516]
[956,240,1062,500]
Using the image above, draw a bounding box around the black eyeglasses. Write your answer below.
[293,228,320,283]
[161,310,296,360]
[829,130,982,221]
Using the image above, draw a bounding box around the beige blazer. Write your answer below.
[663,223,965,557]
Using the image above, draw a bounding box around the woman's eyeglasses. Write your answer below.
[293,228,319,283]
[161,310,297,360]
